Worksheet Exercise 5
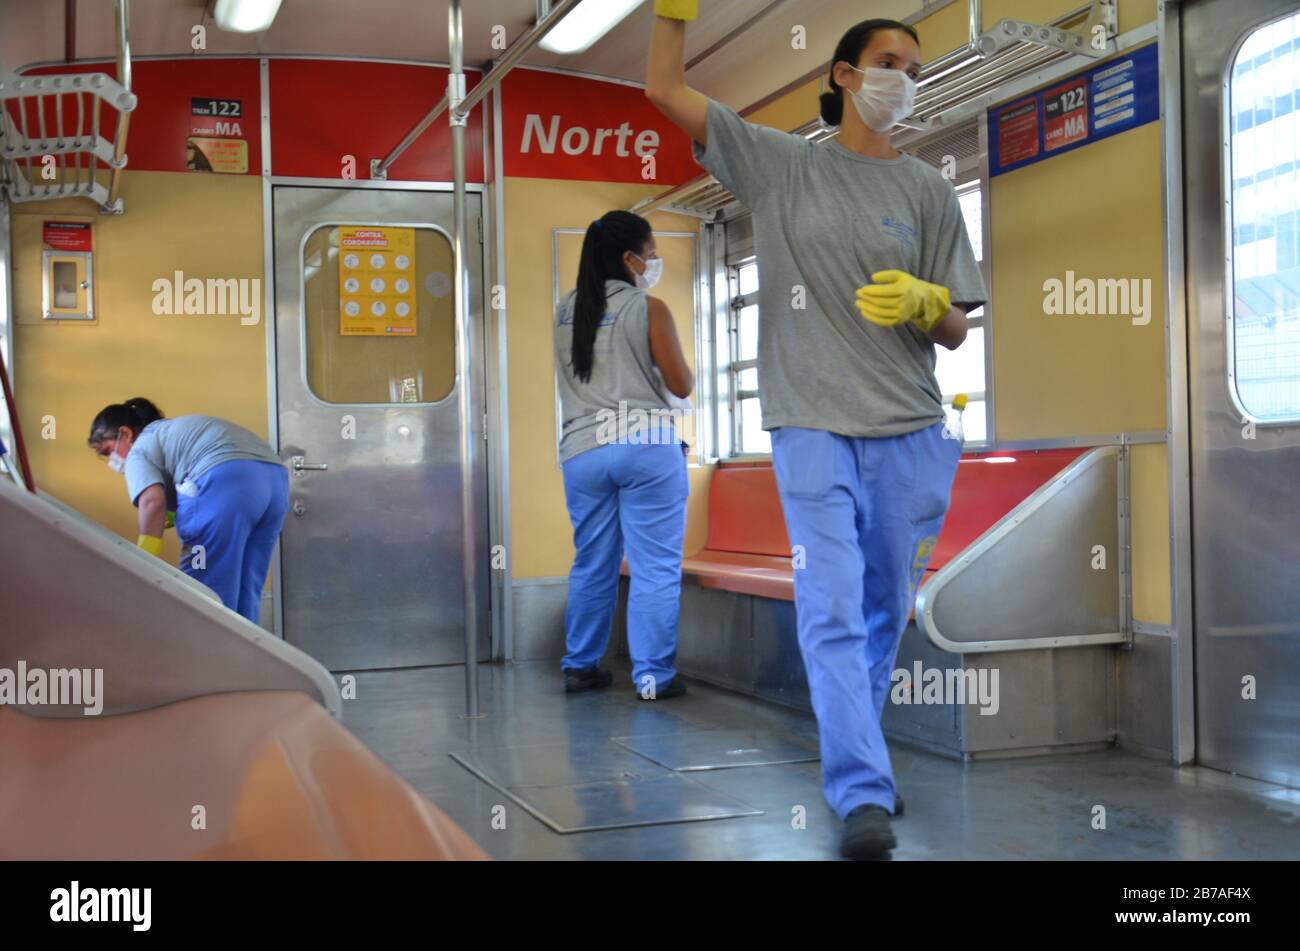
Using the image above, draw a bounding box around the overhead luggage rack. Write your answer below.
[0,0,137,213]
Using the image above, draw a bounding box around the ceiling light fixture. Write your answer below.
[538,0,644,55]
[212,0,284,34]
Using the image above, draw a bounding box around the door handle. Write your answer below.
[291,455,329,473]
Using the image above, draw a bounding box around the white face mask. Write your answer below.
[632,253,663,290]
[845,65,916,132]
[104,434,128,473]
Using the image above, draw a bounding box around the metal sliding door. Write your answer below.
[1182,0,1300,786]
[272,185,489,671]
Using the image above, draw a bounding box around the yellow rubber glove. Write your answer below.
[654,0,698,19]
[137,534,164,557]
[855,269,951,333]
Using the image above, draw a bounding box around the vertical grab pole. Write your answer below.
[448,0,480,717]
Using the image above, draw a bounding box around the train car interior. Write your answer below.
[2,0,1299,867]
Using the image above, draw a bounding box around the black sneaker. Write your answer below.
[840,804,897,860]
[636,677,687,700]
[564,666,613,693]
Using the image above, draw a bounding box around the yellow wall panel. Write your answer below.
[11,170,267,564]
[747,83,820,130]
[1131,442,1171,625]
[990,118,1166,439]
[504,177,712,579]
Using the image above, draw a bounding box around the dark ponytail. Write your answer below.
[570,210,653,383]
[87,397,164,445]
[819,18,921,127]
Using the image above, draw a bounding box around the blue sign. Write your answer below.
[988,42,1159,176]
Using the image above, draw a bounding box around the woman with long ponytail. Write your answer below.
[554,210,694,700]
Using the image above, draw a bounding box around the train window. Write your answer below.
[935,177,990,444]
[301,224,456,405]
[721,179,990,457]
[1228,10,1300,421]
[728,258,768,455]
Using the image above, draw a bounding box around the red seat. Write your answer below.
[622,449,1089,610]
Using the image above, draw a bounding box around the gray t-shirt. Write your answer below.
[554,278,677,464]
[124,416,283,505]
[693,98,987,437]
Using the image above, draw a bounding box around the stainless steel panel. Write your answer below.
[1159,1,1197,766]
[675,585,752,691]
[919,448,1124,652]
[2,479,340,718]
[1183,0,1300,788]
[510,579,569,661]
[882,621,963,751]
[751,597,810,711]
[612,729,819,771]
[1116,631,1173,758]
[273,186,489,671]
[959,646,1114,755]
[448,744,762,833]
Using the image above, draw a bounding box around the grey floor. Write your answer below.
[341,660,1300,860]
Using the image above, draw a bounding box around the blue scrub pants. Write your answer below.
[561,441,688,691]
[175,459,290,624]
[770,423,961,819]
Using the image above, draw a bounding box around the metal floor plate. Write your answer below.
[612,729,821,771]
[449,743,763,834]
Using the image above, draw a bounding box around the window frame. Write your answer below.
[1222,9,1300,427]
[297,220,458,409]
[941,165,995,449]
[725,261,769,458]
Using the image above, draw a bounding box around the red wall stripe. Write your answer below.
[500,69,697,185]
[268,59,485,182]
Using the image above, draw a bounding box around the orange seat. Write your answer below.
[0,692,489,861]
[623,450,1089,613]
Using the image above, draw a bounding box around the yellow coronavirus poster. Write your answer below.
[338,226,417,336]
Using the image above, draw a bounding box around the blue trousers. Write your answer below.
[175,459,290,624]
[771,423,961,819]
[561,442,688,691]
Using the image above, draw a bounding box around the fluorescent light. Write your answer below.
[213,0,284,34]
[538,0,644,54]
[982,456,1017,464]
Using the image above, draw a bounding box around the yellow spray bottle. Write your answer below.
[948,393,969,447]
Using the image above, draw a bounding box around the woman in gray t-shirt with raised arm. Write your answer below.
[647,5,988,860]
[87,397,288,624]
[553,210,694,700]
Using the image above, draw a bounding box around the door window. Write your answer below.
[302,224,457,404]
[1228,10,1300,420]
